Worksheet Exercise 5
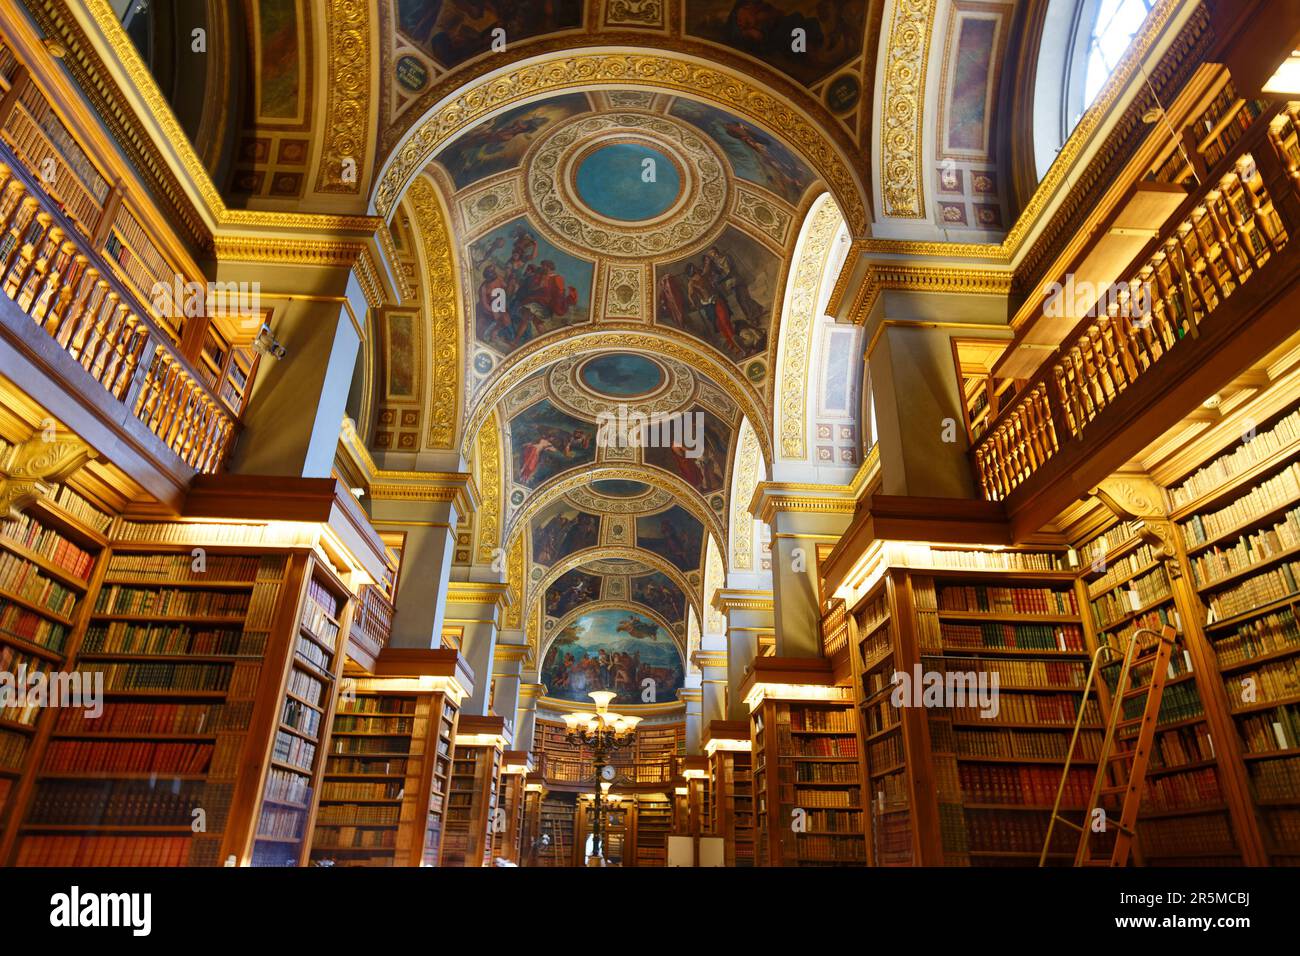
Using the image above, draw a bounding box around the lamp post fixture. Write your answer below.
[561,691,640,866]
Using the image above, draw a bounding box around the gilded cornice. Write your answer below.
[446,580,513,612]
[352,246,385,311]
[365,470,479,520]
[373,51,868,234]
[879,0,937,219]
[711,588,775,614]
[677,688,703,704]
[692,650,728,670]
[848,264,1013,325]
[494,643,531,664]
[210,235,370,266]
[749,481,857,526]
[376,220,414,303]
[519,683,546,701]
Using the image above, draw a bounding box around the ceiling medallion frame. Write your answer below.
[546,351,692,422]
[566,481,672,515]
[567,135,690,226]
[525,111,729,259]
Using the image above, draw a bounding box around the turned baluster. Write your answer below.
[16,223,62,314]
[2,211,47,300]
[63,272,106,353]
[81,290,120,375]
[0,194,37,279]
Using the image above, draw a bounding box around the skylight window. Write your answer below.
[1082,0,1156,106]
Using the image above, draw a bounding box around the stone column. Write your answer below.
[751,483,855,658]
[514,680,544,755]
[367,472,476,650]
[679,687,703,755]
[692,636,728,730]
[445,580,511,716]
[491,636,528,746]
[712,588,774,719]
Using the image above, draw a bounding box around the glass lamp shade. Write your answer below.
[561,713,585,733]
[588,690,617,712]
[586,716,601,734]
[621,715,643,732]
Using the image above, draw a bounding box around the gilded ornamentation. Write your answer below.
[314,0,369,195]
[474,412,501,564]
[733,187,793,247]
[565,484,674,515]
[605,265,644,318]
[0,432,98,519]
[848,263,1013,323]
[604,0,664,28]
[504,532,524,628]
[779,195,842,458]
[704,536,726,634]
[372,53,865,233]
[458,178,523,233]
[730,420,761,571]
[545,352,695,421]
[880,0,936,219]
[525,113,728,259]
[405,176,461,448]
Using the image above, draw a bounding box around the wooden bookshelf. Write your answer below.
[534,791,577,866]
[633,722,683,784]
[0,486,104,855]
[308,649,468,867]
[494,751,531,864]
[440,714,505,866]
[1166,403,1300,864]
[744,658,867,866]
[679,755,710,835]
[628,792,673,866]
[705,719,754,867]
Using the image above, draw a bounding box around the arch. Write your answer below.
[526,545,702,627]
[370,49,869,234]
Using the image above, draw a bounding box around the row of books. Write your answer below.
[1079,520,1143,567]
[1141,814,1237,856]
[41,740,214,775]
[329,736,412,756]
[1189,506,1300,587]
[0,727,27,768]
[332,715,414,734]
[1088,542,1161,599]
[93,585,250,618]
[1213,608,1300,669]
[868,734,903,769]
[964,808,1070,854]
[104,552,259,582]
[320,781,404,802]
[271,729,316,773]
[784,707,854,733]
[1168,404,1300,507]
[859,621,893,669]
[1091,568,1172,627]
[938,622,1086,653]
[1264,809,1300,851]
[1141,766,1223,810]
[781,732,858,758]
[1225,657,1300,711]
[872,769,909,811]
[0,552,78,618]
[1206,560,1300,620]
[264,767,312,808]
[958,764,1093,807]
[312,826,397,848]
[51,486,112,533]
[0,511,94,580]
[0,602,69,652]
[256,805,306,840]
[26,778,208,825]
[952,727,1105,761]
[1148,723,1217,768]
[1248,756,1300,801]
[1237,703,1300,753]
[936,585,1078,615]
[15,835,191,867]
[294,635,332,675]
[907,549,1068,572]
[0,649,52,725]
[949,693,1101,727]
[784,833,866,861]
[936,655,1087,689]
[52,699,251,736]
[326,755,409,775]
[1150,681,1208,725]
[783,808,861,831]
[81,660,239,693]
[287,668,325,708]
[81,624,260,658]
[337,695,418,716]
[861,695,901,736]
[282,697,322,739]
[787,788,857,808]
[1180,462,1300,548]
[314,804,400,827]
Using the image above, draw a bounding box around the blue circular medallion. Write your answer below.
[578,353,665,397]
[575,143,682,221]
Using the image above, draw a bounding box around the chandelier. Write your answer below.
[561,691,641,865]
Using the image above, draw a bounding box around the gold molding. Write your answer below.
[711,588,775,614]
[0,431,98,518]
[879,0,937,219]
[778,194,843,459]
[313,0,369,196]
[405,177,461,449]
[372,52,867,233]
[474,412,501,564]
[730,422,761,571]
[749,481,857,525]
[849,264,1013,325]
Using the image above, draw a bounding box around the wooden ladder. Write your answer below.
[1039,624,1179,867]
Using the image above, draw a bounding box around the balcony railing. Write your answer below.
[0,145,233,473]
[535,754,676,786]
[348,583,395,661]
[973,108,1298,502]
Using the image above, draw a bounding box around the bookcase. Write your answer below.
[628,792,673,866]
[440,714,505,866]
[0,504,385,867]
[633,722,684,783]
[0,486,106,846]
[705,720,754,867]
[678,755,710,835]
[534,791,577,866]
[745,658,867,866]
[533,716,683,786]
[307,649,467,867]
[494,751,530,864]
[1166,400,1300,864]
